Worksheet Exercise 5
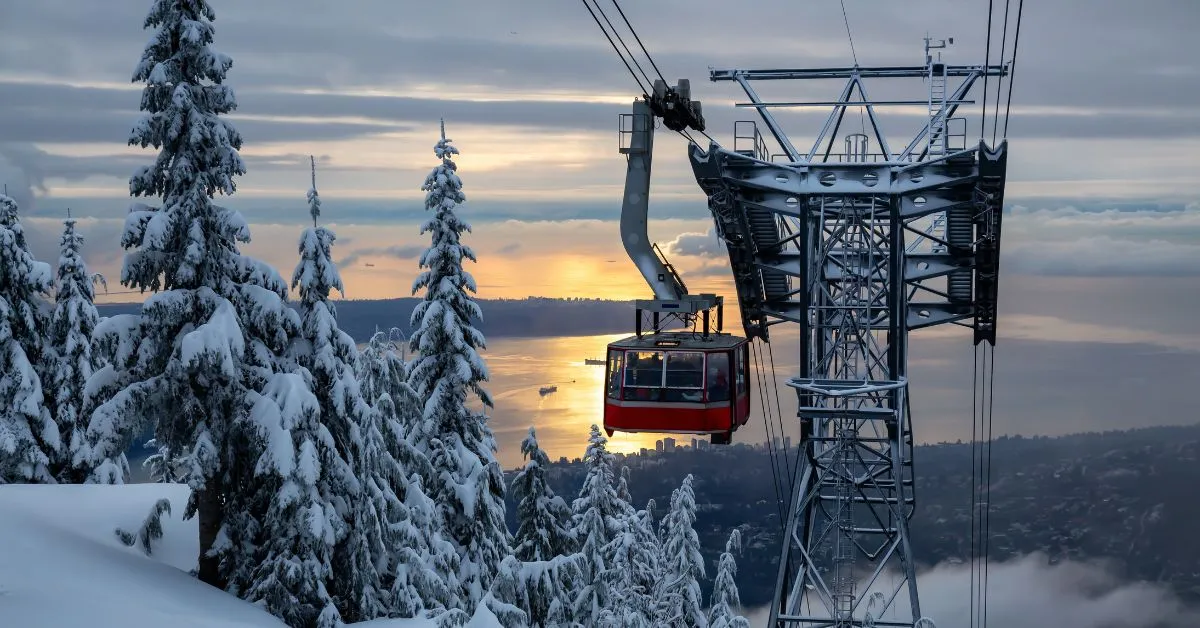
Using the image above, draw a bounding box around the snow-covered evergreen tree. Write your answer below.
[657,474,708,627]
[600,523,654,628]
[357,329,412,420]
[481,556,530,628]
[598,472,659,627]
[408,120,509,608]
[507,426,579,625]
[242,370,342,628]
[512,427,574,562]
[0,192,56,484]
[570,425,623,625]
[289,158,377,621]
[47,215,103,483]
[142,437,185,483]
[356,329,460,618]
[78,0,301,588]
[708,528,750,628]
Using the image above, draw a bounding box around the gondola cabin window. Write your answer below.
[707,352,731,402]
[624,351,665,401]
[664,352,705,401]
[606,349,623,399]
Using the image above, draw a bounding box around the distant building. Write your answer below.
[698,439,710,450]
[784,436,793,451]
[640,448,651,456]
[691,438,698,449]
[656,440,664,452]
[664,437,676,452]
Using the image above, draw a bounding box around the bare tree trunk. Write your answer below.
[196,487,225,589]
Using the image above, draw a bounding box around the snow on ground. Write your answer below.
[0,484,496,628]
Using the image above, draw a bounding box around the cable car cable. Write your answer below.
[1001,0,1025,139]
[753,340,787,528]
[609,0,668,85]
[991,0,1013,147]
[969,344,981,628]
[984,345,993,624]
[588,0,656,93]
[981,0,995,141]
[765,341,794,508]
[838,0,859,66]
[579,0,649,97]
[755,343,787,527]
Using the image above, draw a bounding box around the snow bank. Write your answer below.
[0,483,282,627]
[0,484,501,628]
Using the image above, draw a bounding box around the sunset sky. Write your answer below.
[1,0,1198,448]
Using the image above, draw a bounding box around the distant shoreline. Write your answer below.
[97,296,640,341]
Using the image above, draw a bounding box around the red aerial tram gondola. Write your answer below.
[600,78,753,445]
[602,297,751,444]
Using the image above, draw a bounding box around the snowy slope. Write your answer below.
[0,484,281,627]
[0,484,498,628]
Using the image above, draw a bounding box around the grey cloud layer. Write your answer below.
[1,0,1196,142]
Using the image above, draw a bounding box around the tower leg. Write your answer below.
[771,392,920,627]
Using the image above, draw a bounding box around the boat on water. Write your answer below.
[584,358,605,365]
[539,385,558,396]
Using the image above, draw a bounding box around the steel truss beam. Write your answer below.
[687,58,1008,628]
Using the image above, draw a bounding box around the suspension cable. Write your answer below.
[589,0,656,92]
[991,0,1013,146]
[839,0,859,66]
[982,343,998,627]
[579,0,648,97]
[610,0,668,84]
[969,344,981,628]
[753,341,787,528]
[765,340,793,507]
[980,0,995,141]
[1001,0,1026,139]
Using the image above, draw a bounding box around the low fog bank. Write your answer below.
[745,553,1200,628]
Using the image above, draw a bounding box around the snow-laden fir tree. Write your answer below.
[708,528,750,628]
[656,474,708,627]
[47,214,104,483]
[0,192,56,484]
[570,424,625,626]
[241,370,343,628]
[357,329,413,420]
[600,520,653,627]
[142,437,184,483]
[289,158,379,621]
[597,472,659,626]
[508,427,580,626]
[481,556,531,628]
[78,0,302,588]
[408,120,509,608]
[356,329,460,618]
[512,427,574,562]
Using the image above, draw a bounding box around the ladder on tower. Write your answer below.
[928,61,948,158]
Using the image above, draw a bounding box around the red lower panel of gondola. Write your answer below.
[603,397,750,435]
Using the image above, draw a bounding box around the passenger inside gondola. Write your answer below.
[665,352,704,402]
[707,352,730,402]
[623,351,664,401]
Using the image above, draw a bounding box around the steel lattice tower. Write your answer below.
[687,41,1009,627]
